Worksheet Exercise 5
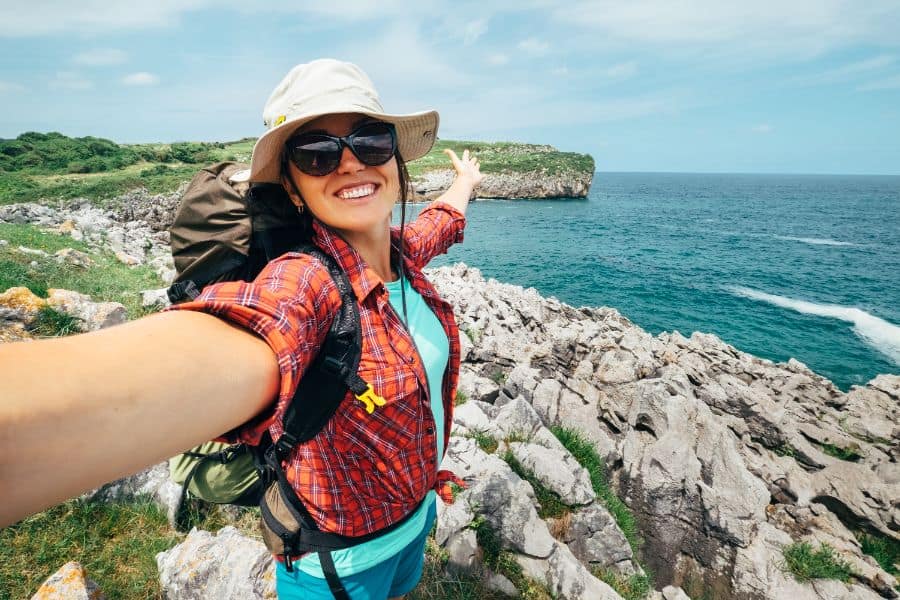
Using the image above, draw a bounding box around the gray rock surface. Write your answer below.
[156,526,276,600]
[30,561,105,600]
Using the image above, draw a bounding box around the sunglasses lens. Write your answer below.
[351,123,396,166]
[290,137,341,176]
[287,122,396,176]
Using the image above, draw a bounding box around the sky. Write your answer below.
[1,1,900,175]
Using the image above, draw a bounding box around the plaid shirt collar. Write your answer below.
[311,219,404,304]
[311,219,382,303]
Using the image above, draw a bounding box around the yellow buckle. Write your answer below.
[355,384,387,414]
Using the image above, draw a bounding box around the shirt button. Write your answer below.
[406,355,414,364]
[426,427,434,434]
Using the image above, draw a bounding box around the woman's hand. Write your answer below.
[444,148,485,190]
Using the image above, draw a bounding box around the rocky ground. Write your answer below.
[4,195,898,600]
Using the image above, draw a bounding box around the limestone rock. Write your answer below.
[562,504,635,572]
[54,248,93,268]
[83,462,182,527]
[30,561,105,600]
[156,526,276,600]
[0,286,46,320]
[46,289,126,331]
[507,441,595,505]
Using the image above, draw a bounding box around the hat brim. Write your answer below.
[249,107,439,183]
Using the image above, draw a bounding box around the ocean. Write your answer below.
[412,172,900,391]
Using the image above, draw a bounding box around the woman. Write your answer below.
[0,59,482,599]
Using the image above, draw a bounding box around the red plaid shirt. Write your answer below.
[169,201,465,536]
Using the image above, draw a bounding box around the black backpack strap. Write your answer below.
[319,551,351,600]
[274,245,369,457]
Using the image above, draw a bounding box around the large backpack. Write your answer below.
[167,162,407,599]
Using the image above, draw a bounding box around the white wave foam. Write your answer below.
[774,235,856,246]
[726,286,900,366]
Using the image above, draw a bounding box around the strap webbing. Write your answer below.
[319,551,351,600]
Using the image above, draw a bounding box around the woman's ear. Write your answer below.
[280,167,305,211]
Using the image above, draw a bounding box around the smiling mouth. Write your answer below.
[336,184,377,200]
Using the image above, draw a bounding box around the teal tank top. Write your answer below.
[296,275,449,578]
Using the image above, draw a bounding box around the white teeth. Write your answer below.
[337,184,375,199]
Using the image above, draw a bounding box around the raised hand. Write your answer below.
[443,148,485,189]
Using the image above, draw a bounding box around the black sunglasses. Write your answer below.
[285,121,397,176]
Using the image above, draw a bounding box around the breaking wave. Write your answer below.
[774,235,856,246]
[726,286,900,366]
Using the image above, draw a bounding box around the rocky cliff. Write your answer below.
[412,168,594,201]
[4,194,898,600]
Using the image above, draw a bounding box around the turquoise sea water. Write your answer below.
[414,172,900,391]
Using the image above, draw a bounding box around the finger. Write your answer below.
[443,148,462,167]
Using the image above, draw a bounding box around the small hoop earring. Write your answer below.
[296,204,305,215]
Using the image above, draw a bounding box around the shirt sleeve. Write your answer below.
[399,201,466,269]
[165,253,337,445]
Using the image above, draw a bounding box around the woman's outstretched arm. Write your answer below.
[0,310,279,527]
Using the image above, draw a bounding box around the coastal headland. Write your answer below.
[0,131,595,205]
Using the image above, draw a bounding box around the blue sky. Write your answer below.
[1,1,899,174]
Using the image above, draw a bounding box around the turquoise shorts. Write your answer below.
[275,502,437,600]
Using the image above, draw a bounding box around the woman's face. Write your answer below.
[282,112,400,241]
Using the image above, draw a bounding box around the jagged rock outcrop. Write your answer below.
[413,168,593,200]
[429,263,899,600]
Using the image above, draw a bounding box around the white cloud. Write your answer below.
[752,123,773,133]
[123,72,160,86]
[73,48,128,67]
[549,1,900,58]
[857,74,900,91]
[487,53,510,66]
[552,66,570,76]
[0,0,211,37]
[49,71,92,91]
[462,18,488,45]
[797,55,894,85]
[518,37,550,56]
[0,81,26,93]
[341,20,471,95]
[604,61,637,78]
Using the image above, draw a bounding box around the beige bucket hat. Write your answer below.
[249,59,439,183]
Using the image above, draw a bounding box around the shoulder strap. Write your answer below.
[274,245,367,457]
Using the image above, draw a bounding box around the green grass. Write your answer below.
[0,222,164,318]
[595,570,652,600]
[408,139,594,178]
[455,390,468,405]
[771,441,796,458]
[818,442,863,462]
[782,542,856,583]
[28,305,83,336]
[470,516,553,600]
[502,450,571,519]
[857,532,900,577]
[469,430,499,454]
[0,498,182,600]
[551,426,641,553]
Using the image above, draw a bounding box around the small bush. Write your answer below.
[819,442,862,462]
[455,390,468,405]
[470,431,498,454]
[27,305,83,337]
[857,532,900,576]
[782,542,856,583]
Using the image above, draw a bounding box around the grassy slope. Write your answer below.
[0,135,593,205]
